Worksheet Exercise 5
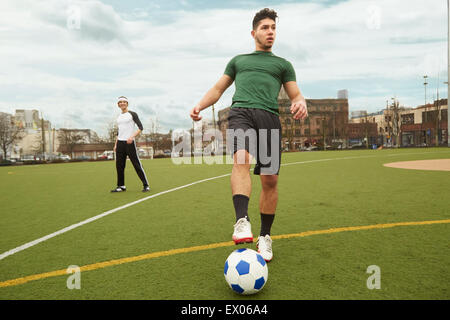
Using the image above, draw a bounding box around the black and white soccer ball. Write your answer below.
[224,248,268,295]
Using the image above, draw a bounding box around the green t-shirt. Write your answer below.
[224,51,296,115]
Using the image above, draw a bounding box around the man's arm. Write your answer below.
[283,81,308,120]
[190,74,234,121]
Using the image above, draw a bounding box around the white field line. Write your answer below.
[1,150,449,261]
[0,173,230,261]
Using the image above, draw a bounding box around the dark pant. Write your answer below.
[227,107,282,175]
[116,140,149,187]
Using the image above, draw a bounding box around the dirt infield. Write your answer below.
[383,159,450,171]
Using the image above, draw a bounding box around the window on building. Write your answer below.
[304,128,310,135]
[316,128,321,134]
[304,118,310,125]
[401,113,414,125]
[285,118,291,125]
[295,129,301,136]
[294,119,300,125]
[441,109,448,121]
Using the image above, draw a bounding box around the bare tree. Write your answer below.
[385,110,393,146]
[362,113,370,149]
[148,117,161,151]
[321,113,330,150]
[148,117,161,135]
[106,120,118,144]
[390,99,401,147]
[58,129,84,157]
[285,117,293,151]
[0,113,24,160]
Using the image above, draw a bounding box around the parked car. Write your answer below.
[349,143,365,149]
[58,154,71,161]
[75,155,91,161]
[21,155,38,161]
[98,151,114,160]
[0,159,13,166]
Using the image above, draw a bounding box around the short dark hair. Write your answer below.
[252,8,278,30]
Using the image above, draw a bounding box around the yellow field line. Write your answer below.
[1,218,449,288]
[271,219,450,240]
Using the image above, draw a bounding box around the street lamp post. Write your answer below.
[448,0,450,147]
[211,104,217,154]
[40,111,46,160]
[322,116,326,151]
[385,100,391,146]
[423,75,428,146]
[446,80,449,147]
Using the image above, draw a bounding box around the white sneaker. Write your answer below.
[232,218,253,244]
[257,235,273,262]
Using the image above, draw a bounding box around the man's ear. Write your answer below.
[251,29,255,38]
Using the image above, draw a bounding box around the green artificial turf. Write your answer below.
[1,148,449,299]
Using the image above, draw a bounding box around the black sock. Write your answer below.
[232,194,250,222]
[260,213,275,236]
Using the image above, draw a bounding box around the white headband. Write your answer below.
[118,97,128,103]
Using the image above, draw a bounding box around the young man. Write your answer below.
[190,8,308,261]
[111,96,150,193]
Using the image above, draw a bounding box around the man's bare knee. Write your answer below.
[261,175,278,191]
[234,150,252,165]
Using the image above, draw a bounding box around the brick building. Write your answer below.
[278,88,349,150]
[347,122,378,147]
[218,88,350,151]
[400,100,448,147]
[350,99,448,147]
[58,143,113,159]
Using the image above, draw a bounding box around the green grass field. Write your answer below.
[1,148,449,300]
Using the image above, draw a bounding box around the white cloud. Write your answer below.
[276,0,447,81]
[0,0,447,136]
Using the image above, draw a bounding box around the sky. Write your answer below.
[0,0,448,137]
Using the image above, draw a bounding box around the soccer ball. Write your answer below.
[224,248,268,295]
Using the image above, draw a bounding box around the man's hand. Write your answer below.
[190,75,233,122]
[283,81,308,120]
[126,137,134,144]
[290,98,308,120]
[190,105,202,121]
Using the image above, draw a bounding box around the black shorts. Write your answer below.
[227,107,282,175]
